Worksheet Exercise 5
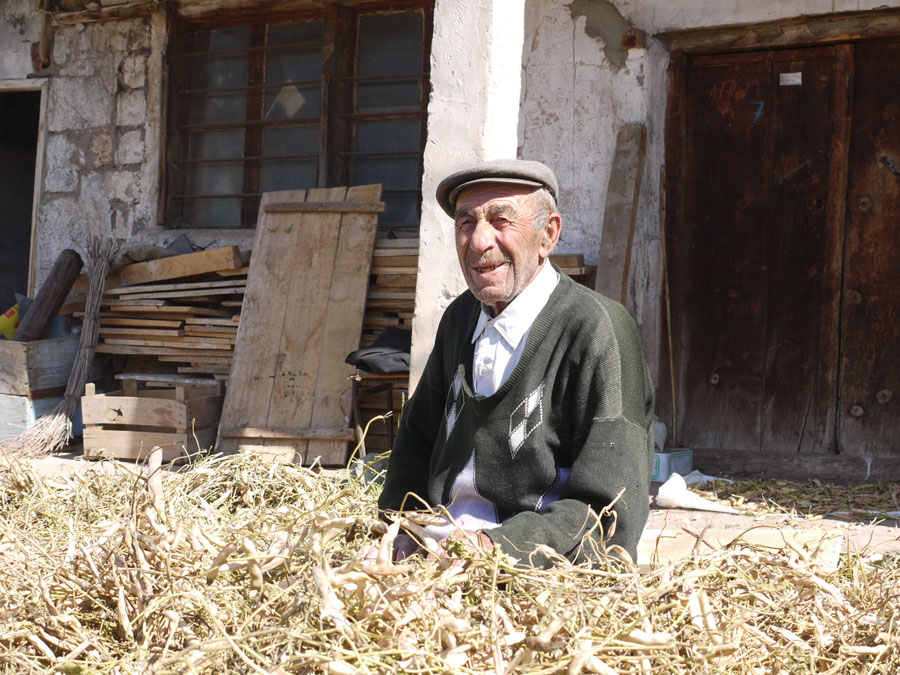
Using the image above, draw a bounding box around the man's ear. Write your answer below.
[540,213,562,258]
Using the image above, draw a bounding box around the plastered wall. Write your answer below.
[516,0,900,388]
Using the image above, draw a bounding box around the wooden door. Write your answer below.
[839,42,900,455]
[670,46,847,454]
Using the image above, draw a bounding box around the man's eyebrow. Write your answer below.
[484,203,518,219]
[454,206,476,220]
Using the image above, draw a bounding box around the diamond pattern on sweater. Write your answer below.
[509,382,544,458]
[444,373,466,440]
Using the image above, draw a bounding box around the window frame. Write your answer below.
[162,0,433,231]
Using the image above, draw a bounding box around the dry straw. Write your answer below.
[0,450,898,674]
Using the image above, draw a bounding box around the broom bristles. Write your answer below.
[2,237,117,457]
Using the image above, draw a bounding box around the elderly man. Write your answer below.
[378,159,654,566]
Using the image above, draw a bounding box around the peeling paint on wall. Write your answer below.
[567,0,633,69]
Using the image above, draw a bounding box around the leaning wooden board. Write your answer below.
[217,185,383,465]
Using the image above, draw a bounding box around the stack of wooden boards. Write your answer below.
[68,246,247,379]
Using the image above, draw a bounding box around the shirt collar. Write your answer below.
[471,262,560,349]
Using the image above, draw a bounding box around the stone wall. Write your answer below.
[36,13,162,284]
[0,0,41,80]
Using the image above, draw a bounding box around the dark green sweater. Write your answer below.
[378,272,654,566]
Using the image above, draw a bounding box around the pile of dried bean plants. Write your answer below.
[1,450,898,674]
[691,478,900,520]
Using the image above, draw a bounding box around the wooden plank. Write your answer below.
[839,42,900,456]
[218,188,318,461]
[690,449,900,482]
[113,287,245,301]
[81,393,186,428]
[595,124,646,305]
[106,279,247,296]
[216,267,250,277]
[103,337,233,349]
[369,255,418,267]
[366,291,416,301]
[368,266,418,275]
[375,238,419,249]
[305,183,382,464]
[219,427,356,441]
[159,355,233,363]
[184,326,238,336]
[373,248,418,257]
[670,54,772,451]
[96,344,233,357]
[100,327,185,338]
[0,336,80,396]
[549,253,585,268]
[264,200,385,213]
[184,317,241,326]
[218,184,381,465]
[99,318,184,328]
[761,47,847,455]
[102,304,232,317]
[268,185,347,464]
[371,274,417,289]
[80,246,243,293]
[83,427,216,462]
[659,8,900,54]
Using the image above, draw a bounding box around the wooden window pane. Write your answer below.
[264,20,323,120]
[183,197,243,229]
[355,118,421,152]
[260,125,320,191]
[189,28,251,124]
[357,12,424,111]
[188,129,245,160]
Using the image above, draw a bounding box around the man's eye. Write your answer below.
[456,219,475,231]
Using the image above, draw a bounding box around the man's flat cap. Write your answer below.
[436,159,558,217]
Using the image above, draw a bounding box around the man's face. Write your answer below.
[453,182,559,315]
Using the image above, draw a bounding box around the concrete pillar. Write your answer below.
[411,0,526,388]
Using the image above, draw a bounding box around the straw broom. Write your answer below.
[4,237,117,458]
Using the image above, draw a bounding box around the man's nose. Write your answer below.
[469,217,496,253]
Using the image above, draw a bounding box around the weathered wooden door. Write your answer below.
[668,41,899,456]
[839,42,900,456]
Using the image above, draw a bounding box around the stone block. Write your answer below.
[111,19,151,53]
[48,72,115,131]
[116,129,144,165]
[44,134,80,194]
[103,170,141,203]
[90,133,114,168]
[117,89,146,127]
[120,54,146,89]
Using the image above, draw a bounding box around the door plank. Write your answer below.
[761,47,848,454]
[839,41,900,456]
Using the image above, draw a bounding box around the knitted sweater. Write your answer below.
[378,272,654,565]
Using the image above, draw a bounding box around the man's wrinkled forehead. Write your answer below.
[453,182,536,219]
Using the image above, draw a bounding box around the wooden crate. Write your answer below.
[81,381,223,462]
[0,335,82,396]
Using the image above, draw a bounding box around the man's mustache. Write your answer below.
[467,254,511,266]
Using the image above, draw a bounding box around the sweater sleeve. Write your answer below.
[377,323,448,513]
[485,298,654,566]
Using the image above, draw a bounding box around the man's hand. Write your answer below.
[435,529,494,558]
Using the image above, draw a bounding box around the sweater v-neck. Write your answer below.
[458,268,573,407]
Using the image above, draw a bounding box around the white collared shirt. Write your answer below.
[471,262,560,396]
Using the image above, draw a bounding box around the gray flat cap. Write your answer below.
[436,159,558,217]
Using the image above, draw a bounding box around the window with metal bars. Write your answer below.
[164,2,432,231]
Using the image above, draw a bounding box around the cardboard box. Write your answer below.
[651,449,693,482]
